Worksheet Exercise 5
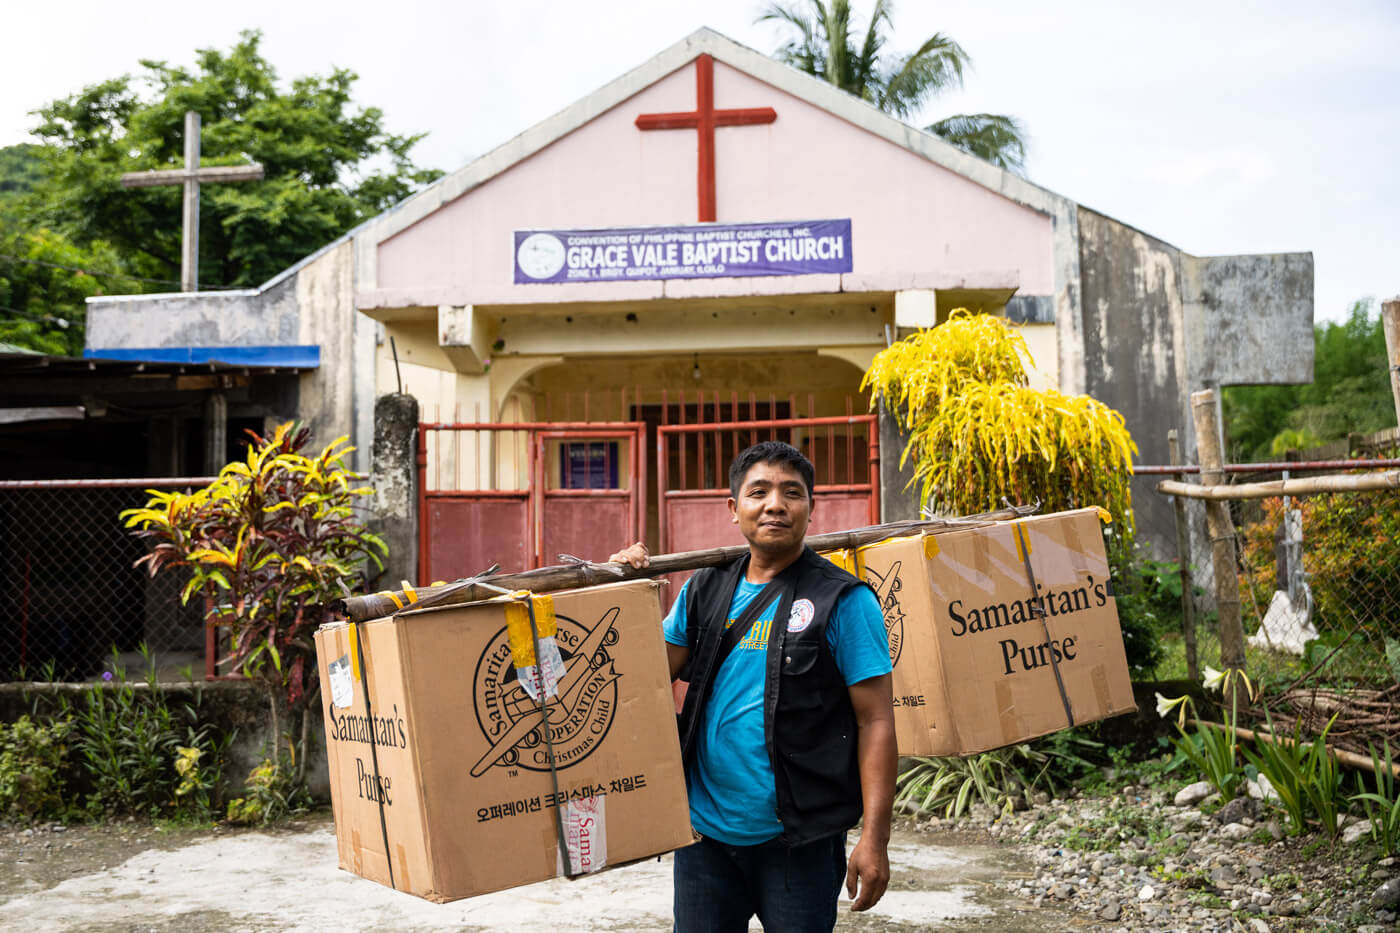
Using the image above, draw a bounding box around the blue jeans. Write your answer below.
[673,832,846,933]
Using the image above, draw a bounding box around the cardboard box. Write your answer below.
[314,579,693,902]
[825,508,1136,756]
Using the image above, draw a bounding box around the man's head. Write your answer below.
[728,441,814,501]
[727,442,815,559]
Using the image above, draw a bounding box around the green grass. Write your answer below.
[1153,623,1390,690]
[1153,630,1308,686]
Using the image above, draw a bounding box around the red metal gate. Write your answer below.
[657,413,880,555]
[418,421,644,583]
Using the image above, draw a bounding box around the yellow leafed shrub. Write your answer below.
[862,310,1138,536]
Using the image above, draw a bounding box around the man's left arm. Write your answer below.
[845,672,895,912]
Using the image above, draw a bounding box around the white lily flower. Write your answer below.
[1155,692,1190,727]
[1202,665,1226,692]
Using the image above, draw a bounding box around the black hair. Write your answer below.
[728,441,815,500]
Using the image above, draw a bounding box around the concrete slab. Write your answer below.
[0,817,1070,932]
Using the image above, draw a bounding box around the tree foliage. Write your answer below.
[121,423,385,785]
[20,30,441,295]
[759,0,1028,171]
[863,310,1138,534]
[1223,299,1395,461]
[0,222,125,356]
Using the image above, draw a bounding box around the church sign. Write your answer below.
[513,218,852,284]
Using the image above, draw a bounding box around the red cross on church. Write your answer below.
[635,54,777,223]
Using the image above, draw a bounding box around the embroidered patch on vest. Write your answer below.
[787,598,816,633]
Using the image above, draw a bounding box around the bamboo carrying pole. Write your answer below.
[1157,470,1400,500]
[1191,389,1247,680]
[1168,430,1199,681]
[342,506,1036,623]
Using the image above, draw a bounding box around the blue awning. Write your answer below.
[83,345,320,368]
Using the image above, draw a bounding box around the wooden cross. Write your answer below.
[120,111,264,292]
[635,54,777,222]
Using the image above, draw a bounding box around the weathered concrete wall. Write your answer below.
[1182,252,1314,387]
[85,286,298,349]
[293,241,360,457]
[1077,208,1314,579]
[1077,209,1189,558]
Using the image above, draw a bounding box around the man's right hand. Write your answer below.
[608,542,650,569]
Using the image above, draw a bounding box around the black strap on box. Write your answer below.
[524,596,578,880]
[1015,525,1075,728]
[351,619,396,890]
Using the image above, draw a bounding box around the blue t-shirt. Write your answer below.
[663,575,890,845]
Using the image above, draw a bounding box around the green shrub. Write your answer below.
[0,715,73,822]
[1353,741,1400,855]
[226,753,309,825]
[895,733,1101,819]
[1239,492,1400,642]
[1114,554,1192,677]
[69,649,228,821]
[123,423,384,792]
[1243,711,1344,838]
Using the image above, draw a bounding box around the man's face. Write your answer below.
[728,459,812,556]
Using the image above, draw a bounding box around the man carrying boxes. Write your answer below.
[611,441,897,932]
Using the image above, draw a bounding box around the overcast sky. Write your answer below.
[5,0,1396,323]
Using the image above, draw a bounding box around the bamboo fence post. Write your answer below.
[1383,298,1400,429]
[1168,429,1199,681]
[1190,388,1247,691]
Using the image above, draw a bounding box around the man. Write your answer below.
[610,441,895,932]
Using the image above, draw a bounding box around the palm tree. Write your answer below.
[759,0,1028,172]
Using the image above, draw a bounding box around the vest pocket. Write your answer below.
[781,642,821,677]
[781,736,859,812]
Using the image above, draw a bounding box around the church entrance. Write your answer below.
[416,395,878,585]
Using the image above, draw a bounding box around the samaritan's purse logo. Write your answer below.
[787,598,816,633]
[865,561,905,666]
[470,607,622,777]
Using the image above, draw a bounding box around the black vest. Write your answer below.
[677,547,873,845]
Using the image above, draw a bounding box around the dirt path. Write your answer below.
[0,814,1082,931]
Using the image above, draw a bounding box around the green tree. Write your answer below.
[0,144,44,202]
[24,30,441,291]
[0,223,125,356]
[1223,299,1394,460]
[759,0,1028,171]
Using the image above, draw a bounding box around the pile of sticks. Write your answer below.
[1261,685,1400,761]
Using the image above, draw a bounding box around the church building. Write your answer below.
[84,29,1313,580]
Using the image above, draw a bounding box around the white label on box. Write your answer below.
[557,794,607,876]
[328,655,353,709]
[518,635,566,702]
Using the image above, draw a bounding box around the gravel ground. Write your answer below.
[937,778,1400,932]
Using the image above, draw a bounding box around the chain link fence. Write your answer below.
[1163,455,1400,760]
[0,479,213,683]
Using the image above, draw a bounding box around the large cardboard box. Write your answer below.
[313,579,694,902]
[826,508,1136,756]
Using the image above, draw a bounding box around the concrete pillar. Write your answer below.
[371,393,420,589]
[203,392,228,474]
[878,401,921,522]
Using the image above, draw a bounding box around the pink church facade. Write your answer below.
[86,29,1313,574]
